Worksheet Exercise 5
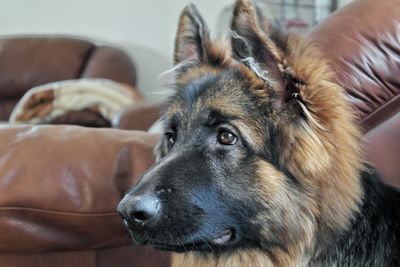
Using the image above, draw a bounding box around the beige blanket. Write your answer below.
[9,78,142,126]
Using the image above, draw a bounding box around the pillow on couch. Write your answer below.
[9,78,143,127]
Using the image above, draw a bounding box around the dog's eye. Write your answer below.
[165,133,175,149]
[217,130,237,145]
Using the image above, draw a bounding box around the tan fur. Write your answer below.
[251,160,317,267]
[281,34,363,232]
[172,249,296,267]
[255,160,318,241]
[172,246,311,267]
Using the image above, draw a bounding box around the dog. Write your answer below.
[117,0,400,266]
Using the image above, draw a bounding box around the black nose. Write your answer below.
[117,194,161,225]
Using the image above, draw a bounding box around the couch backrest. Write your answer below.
[0,36,137,120]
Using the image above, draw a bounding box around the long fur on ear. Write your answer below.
[174,4,211,65]
[230,0,287,107]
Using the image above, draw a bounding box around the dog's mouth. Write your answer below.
[210,229,233,245]
[152,229,234,252]
[127,225,235,252]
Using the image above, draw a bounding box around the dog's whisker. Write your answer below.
[158,57,197,78]
[168,232,174,244]
[149,90,175,96]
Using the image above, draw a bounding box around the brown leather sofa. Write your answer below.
[0,126,169,267]
[0,0,399,266]
[0,36,139,127]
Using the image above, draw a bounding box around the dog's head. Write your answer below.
[118,0,362,255]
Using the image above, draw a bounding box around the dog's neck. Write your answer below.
[172,246,311,267]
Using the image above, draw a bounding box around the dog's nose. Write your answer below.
[128,195,161,223]
[117,194,161,225]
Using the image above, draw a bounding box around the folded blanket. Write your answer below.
[9,78,142,127]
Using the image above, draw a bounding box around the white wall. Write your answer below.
[339,0,353,7]
[0,0,233,101]
[0,0,350,101]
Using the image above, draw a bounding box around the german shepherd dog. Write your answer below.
[117,0,400,266]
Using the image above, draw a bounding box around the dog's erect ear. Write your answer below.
[174,4,211,66]
[231,0,286,106]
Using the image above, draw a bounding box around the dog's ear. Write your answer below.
[174,4,211,66]
[231,0,286,107]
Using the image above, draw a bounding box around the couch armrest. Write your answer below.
[81,45,137,86]
[0,125,159,253]
[114,101,163,131]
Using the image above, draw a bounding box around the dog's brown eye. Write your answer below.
[217,131,237,145]
[165,133,175,148]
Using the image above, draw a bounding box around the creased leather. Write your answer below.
[0,125,158,253]
[308,0,400,132]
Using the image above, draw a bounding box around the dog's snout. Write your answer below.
[118,194,161,226]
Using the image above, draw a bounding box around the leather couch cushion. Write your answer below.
[0,125,158,253]
[0,99,19,122]
[364,112,400,189]
[0,246,170,267]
